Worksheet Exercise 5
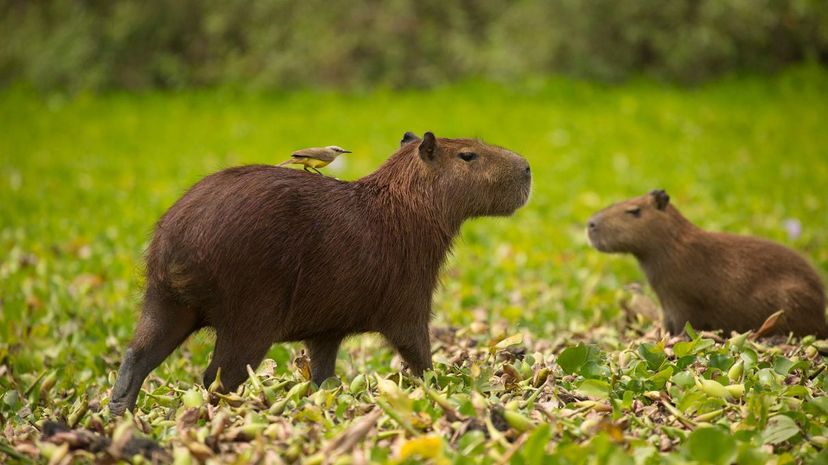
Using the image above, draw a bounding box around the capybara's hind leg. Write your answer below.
[306,336,343,385]
[384,324,433,377]
[202,331,272,393]
[110,288,199,415]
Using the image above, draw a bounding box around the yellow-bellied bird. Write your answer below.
[278,146,351,174]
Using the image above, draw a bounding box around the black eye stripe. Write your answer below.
[459,152,478,162]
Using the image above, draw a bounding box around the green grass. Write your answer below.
[1,66,827,464]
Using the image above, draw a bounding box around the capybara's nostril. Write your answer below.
[520,162,531,179]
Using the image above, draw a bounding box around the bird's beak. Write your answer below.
[342,150,352,154]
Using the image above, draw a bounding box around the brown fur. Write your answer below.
[588,190,828,337]
[110,132,531,414]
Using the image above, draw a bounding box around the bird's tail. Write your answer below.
[277,158,294,167]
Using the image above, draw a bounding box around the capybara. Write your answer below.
[587,189,827,337]
[110,131,531,413]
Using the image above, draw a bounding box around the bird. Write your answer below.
[277,146,351,175]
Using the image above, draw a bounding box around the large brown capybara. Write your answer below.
[110,131,531,414]
[588,189,827,337]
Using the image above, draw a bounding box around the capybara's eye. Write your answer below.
[625,206,641,217]
[458,152,478,162]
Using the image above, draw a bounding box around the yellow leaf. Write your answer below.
[398,435,448,465]
[495,333,524,350]
[470,362,481,379]
[294,352,312,381]
[377,378,412,415]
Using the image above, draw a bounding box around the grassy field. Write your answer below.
[1,66,828,464]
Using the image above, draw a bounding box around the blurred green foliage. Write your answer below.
[2,65,827,342]
[2,0,828,91]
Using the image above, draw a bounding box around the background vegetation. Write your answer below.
[1,66,827,463]
[2,0,828,92]
[2,0,828,461]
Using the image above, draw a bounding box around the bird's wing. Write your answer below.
[292,147,336,162]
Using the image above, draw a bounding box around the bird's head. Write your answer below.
[326,146,351,154]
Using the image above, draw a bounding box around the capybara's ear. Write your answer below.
[419,132,437,161]
[401,131,420,147]
[650,189,670,210]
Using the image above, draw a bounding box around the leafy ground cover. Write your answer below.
[1,66,827,463]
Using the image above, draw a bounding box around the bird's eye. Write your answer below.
[625,207,641,217]
[458,152,478,162]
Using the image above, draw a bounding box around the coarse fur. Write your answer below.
[588,190,828,337]
[110,132,531,414]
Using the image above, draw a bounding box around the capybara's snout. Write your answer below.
[509,154,532,209]
[585,212,605,251]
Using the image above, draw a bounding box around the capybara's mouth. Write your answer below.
[498,172,532,214]
[586,228,605,251]
[518,177,532,207]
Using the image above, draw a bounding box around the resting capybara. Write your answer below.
[110,131,531,413]
[587,189,828,337]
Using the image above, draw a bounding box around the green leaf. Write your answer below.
[181,388,203,409]
[736,445,772,465]
[757,368,781,388]
[457,430,486,456]
[576,379,610,399]
[638,342,666,371]
[708,353,734,371]
[648,366,673,389]
[782,385,810,398]
[2,390,20,410]
[685,427,737,465]
[684,322,699,340]
[810,396,828,415]
[620,390,634,410]
[740,349,759,370]
[581,361,611,379]
[697,378,730,399]
[676,355,696,370]
[673,338,714,358]
[673,341,695,358]
[762,415,800,445]
[693,338,716,353]
[557,345,589,375]
[520,423,551,463]
[772,357,796,375]
[557,344,603,376]
[677,390,707,415]
[671,371,695,388]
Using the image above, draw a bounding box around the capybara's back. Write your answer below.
[110,132,531,414]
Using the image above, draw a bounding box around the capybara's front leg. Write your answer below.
[385,324,432,377]
[662,315,683,336]
[306,336,343,385]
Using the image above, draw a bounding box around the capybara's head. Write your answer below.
[399,131,532,218]
[587,189,674,254]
